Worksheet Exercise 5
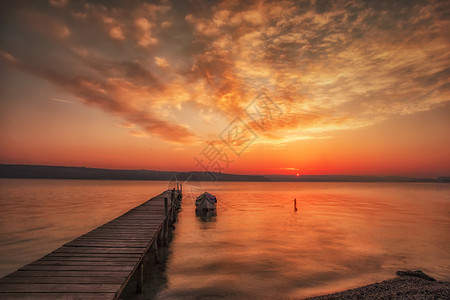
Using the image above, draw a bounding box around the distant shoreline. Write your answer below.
[0,164,449,182]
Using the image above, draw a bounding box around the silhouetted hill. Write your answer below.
[264,174,445,182]
[0,164,268,181]
[0,164,447,182]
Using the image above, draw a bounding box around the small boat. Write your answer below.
[195,192,217,212]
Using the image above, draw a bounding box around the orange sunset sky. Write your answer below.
[0,0,449,177]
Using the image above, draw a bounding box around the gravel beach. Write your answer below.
[305,275,449,299]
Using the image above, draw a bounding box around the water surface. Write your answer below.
[0,179,169,277]
[157,181,450,299]
[0,179,448,299]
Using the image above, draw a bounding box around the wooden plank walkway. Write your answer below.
[0,189,182,299]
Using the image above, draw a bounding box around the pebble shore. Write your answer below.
[305,275,449,299]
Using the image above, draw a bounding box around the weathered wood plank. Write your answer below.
[95,228,159,231]
[40,256,139,262]
[53,247,144,254]
[0,283,120,293]
[88,228,159,232]
[74,237,151,241]
[122,212,166,215]
[65,241,148,248]
[7,271,130,277]
[44,253,141,258]
[122,212,166,214]
[80,233,154,237]
[63,245,147,249]
[111,217,165,220]
[83,230,159,234]
[77,237,152,241]
[19,265,134,272]
[0,276,125,284]
[109,214,164,216]
[90,226,160,230]
[101,222,162,226]
[85,230,157,235]
[29,260,137,266]
[84,228,159,233]
[73,238,150,243]
[108,217,165,221]
[95,224,160,228]
[108,216,163,219]
[0,292,116,300]
[123,211,166,214]
[94,223,161,227]
[99,224,161,228]
[96,221,162,225]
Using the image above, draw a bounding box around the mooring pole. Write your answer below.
[294,198,298,212]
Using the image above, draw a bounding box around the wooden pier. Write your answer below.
[0,188,182,299]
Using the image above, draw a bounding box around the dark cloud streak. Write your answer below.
[0,52,196,143]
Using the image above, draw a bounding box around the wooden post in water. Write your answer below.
[153,240,159,263]
[164,197,169,245]
[164,197,168,218]
[136,262,144,293]
[294,198,298,212]
[172,188,177,223]
[171,188,175,219]
[171,188,175,206]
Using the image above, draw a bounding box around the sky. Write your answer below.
[0,0,449,177]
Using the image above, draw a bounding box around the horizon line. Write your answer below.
[0,163,448,181]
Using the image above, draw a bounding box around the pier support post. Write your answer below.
[153,241,159,263]
[164,197,169,246]
[136,262,144,293]
[164,197,168,217]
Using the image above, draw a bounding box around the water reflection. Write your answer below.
[195,209,217,221]
[0,179,171,277]
[159,182,450,299]
[1,180,448,299]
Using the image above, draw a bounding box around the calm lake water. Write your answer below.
[0,179,449,299]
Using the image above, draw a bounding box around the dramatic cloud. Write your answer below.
[0,0,448,145]
[109,26,125,41]
[0,50,195,143]
[135,17,158,46]
[49,0,68,8]
[155,56,169,68]
[185,0,449,142]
